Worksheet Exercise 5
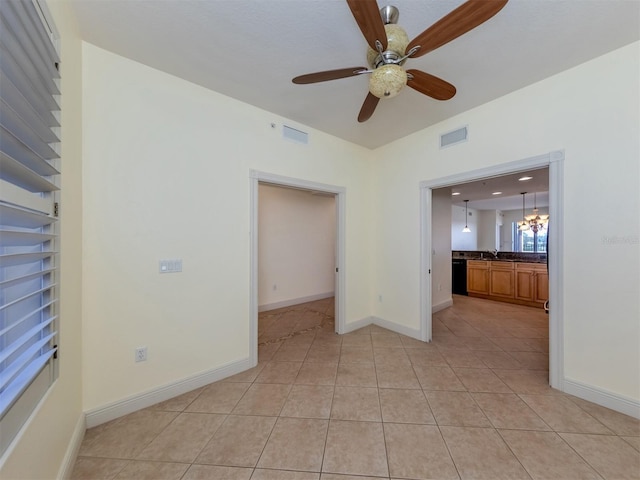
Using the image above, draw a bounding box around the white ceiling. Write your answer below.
[447,167,549,211]
[69,1,639,150]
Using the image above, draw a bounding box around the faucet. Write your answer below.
[489,249,498,259]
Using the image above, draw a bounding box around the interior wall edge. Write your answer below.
[372,316,422,341]
[259,291,335,313]
[564,377,640,419]
[84,357,252,428]
[56,413,86,480]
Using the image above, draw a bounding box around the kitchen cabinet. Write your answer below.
[489,261,515,298]
[467,260,548,307]
[467,260,489,295]
[515,263,548,303]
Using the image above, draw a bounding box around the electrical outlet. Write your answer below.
[135,347,147,363]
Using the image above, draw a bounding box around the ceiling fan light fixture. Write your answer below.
[369,64,407,98]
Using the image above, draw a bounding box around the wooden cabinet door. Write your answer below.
[467,261,489,294]
[534,271,549,302]
[489,262,514,298]
[515,268,535,301]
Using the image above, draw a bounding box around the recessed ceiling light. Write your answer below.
[451,192,461,196]
[519,176,533,181]
[492,191,502,195]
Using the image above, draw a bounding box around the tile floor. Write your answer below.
[72,296,640,479]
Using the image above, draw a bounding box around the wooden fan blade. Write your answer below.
[406,69,456,100]
[346,0,388,51]
[358,92,379,122]
[292,67,368,84]
[291,67,367,85]
[406,0,508,58]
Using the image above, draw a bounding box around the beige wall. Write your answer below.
[258,184,336,309]
[0,1,85,478]
[371,42,640,400]
[81,43,372,410]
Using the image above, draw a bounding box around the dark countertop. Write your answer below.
[452,250,547,264]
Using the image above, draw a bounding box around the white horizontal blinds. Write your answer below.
[0,0,60,427]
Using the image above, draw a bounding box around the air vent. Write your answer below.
[283,125,309,145]
[440,126,468,148]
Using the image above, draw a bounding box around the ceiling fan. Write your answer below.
[292,0,508,122]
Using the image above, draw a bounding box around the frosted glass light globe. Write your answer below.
[369,64,407,98]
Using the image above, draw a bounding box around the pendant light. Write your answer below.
[525,192,549,233]
[462,200,471,233]
[518,192,530,231]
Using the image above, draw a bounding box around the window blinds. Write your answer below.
[0,0,60,449]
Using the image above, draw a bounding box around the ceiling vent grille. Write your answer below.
[440,126,468,148]
[283,125,309,145]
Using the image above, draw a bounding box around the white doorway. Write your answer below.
[249,170,346,367]
[420,151,565,390]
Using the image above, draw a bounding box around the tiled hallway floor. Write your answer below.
[72,296,640,479]
[258,297,335,345]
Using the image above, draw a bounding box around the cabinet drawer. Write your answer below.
[490,261,514,270]
[467,260,489,269]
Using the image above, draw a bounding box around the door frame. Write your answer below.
[419,151,565,389]
[249,170,346,366]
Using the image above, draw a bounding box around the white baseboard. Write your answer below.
[372,316,422,341]
[57,413,86,479]
[432,299,453,314]
[342,316,374,334]
[85,357,253,428]
[258,291,334,313]
[564,377,640,419]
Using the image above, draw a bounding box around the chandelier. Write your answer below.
[525,192,549,233]
[518,192,529,231]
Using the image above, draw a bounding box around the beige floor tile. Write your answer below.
[335,363,378,387]
[399,336,432,349]
[412,365,466,391]
[568,396,640,436]
[622,436,640,452]
[186,382,251,413]
[150,388,204,412]
[281,385,334,419]
[284,332,318,347]
[341,334,373,347]
[232,383,292,416]
[322,420,389,477]
[471,393,550,430]
[320,475,382,480]
[70,457,128,480]
[258,343,283,361]
[371,334,403,348]
[492,369,559,395]
[460,336,502,351]
[254,469,320,479]
[79,410,179,459]
[509,351,549,370]
[182,464,252,480]
[224,363,267,383]
[295,362,338,385]
[331,386,381,422]
[195,415,276,467]
[519,395,613,434]
[305,345,341,364]
[257,417,329,472]
[379,388,435,424]
[499,430,601,480]
[312,333,343,347]
[473,351,522,369]
[489,336,540,352]
[375,363,420,389]
[255,362,303,384]
[113,460,189,480]
[440,349,486,368]
[406,349,449,367]
[560,433,640,480]
[272,345,311,362]
[384,423,458,479]
[136,412,225,462]
[453,368,512,393]
[440,426,530,480]
[426,391,492,427]
[373,347,411,366]
[339,346,374,364]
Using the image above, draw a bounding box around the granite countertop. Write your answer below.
[452,251,547,264]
